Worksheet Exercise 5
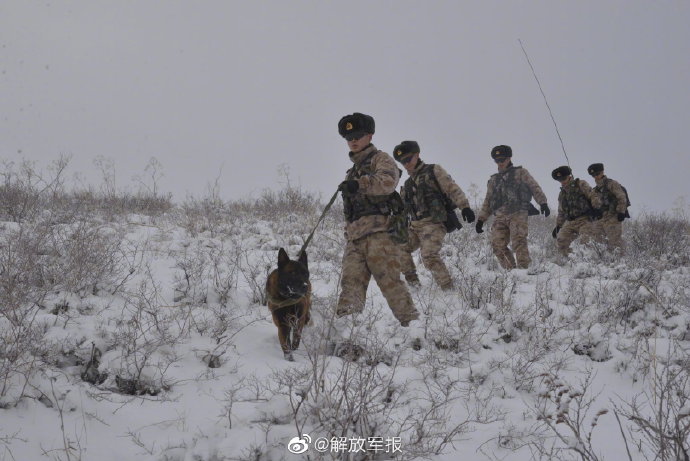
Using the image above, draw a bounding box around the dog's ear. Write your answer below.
[298,250,308,269]
[278,248,290,269]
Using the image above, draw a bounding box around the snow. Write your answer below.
[1,198,689,461]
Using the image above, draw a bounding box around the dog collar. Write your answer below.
[266,293,307,310]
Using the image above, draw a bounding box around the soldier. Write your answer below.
[393,140,475,291]
[588,163,628,252]
[476,145,550,270]
[335,113,419,327]
[551,165,603,256]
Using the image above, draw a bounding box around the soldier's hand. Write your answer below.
[461,207,475,223]
[540,203,550,217]
[338,180,359,194]
[617,212,626,222]
[591,208,603,220]
[552,226,560,239]
[475,220,484,234]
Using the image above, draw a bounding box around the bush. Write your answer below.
[626,212,690,267]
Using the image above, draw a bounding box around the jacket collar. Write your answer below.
[410,160,426,177]
[349,144,377,164]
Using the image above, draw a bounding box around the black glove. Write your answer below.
[591,208,603,220]
[552,226,560,239]
[540,203,550,217]
[475,220,484,234]
[338,180,359,194]
[617,212,626,222]
[461,207,475,223]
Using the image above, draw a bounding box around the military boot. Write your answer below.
[439,280,455,291]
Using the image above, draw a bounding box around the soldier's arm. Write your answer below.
[608,179,628,214]
[519,168,548,205]
[477,178,493,222]
[433,165,470,209]
[590,187,603,210]
[357,152,399,195]
[579,180,602,209]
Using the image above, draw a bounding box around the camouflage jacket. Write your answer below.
[556,178,602,226]
[342,144,400,241]
[594,176,628,214]
[478,164,547,221]
[402,162,470,222]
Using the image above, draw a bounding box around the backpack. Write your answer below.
[621,184,631,218]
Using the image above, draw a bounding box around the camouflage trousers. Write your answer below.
[337,232,419,325]
[490,211,530,269]
[557,216,596,255]
[399,221,452,289]
[592,212,625,252]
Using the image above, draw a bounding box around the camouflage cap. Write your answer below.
[491,145,512,159]
[393,140,420,162]
[338,113,375,139]
[551,165,572,181]
[587,163,604,176]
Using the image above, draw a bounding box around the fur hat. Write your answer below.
[393,140,420,162]
[491,145,512,159]
[338,113,375,139]
[587,163,604,176]
[552,165,572,181]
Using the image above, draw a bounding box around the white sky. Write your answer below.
[2,1,688,211]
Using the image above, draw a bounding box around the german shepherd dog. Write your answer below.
[266,248,311,361]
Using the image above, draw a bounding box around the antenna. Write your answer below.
[518,39,570,167]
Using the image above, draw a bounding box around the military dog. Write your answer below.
[266,248,311,361]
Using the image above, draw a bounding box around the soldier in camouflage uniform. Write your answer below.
[335,113,419,327]
[551,165,603,256]
[476,145,550,269]
[588,163,628,252]
[392,141,475,290]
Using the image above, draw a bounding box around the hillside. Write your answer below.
[1,172,689,461]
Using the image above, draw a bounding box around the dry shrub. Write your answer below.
[626,212,690,267]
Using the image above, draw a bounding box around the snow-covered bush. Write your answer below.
[626,211,690,268]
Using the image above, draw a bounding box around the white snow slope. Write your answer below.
[1,191,688,461]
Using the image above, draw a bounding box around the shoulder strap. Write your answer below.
[347,151,378,179]
[427,164,442,193]
[428,164,454,207]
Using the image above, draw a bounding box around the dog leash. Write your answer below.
[297,189,340,258]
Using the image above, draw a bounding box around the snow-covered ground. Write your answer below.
[1,187,688,461]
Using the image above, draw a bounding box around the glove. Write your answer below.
[461,207,475,223]
[475,220,484,234]
[617,212,626,222]
[540,203,550,217]
[338,180,359,194]
[591,208,603,220]
[552,226,560,239]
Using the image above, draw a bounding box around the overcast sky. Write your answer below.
[2,1,688,212]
